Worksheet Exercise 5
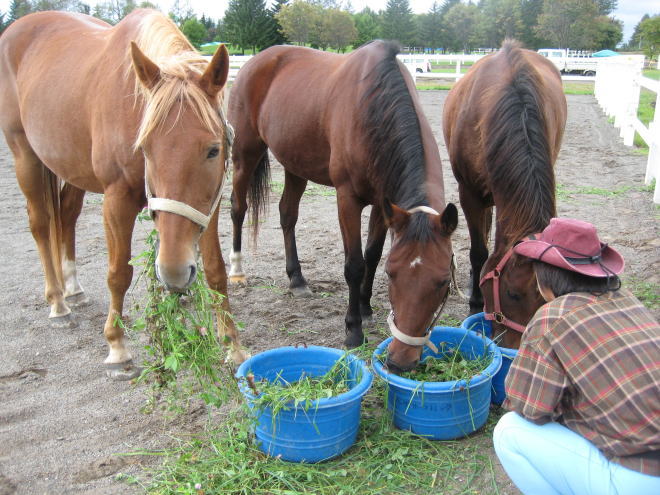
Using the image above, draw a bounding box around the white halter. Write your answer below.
[387,311,439,354]
[145,117,234,231]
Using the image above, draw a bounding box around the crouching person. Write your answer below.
[492,218,660,495]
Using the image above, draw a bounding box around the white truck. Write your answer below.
[537,48,598,76]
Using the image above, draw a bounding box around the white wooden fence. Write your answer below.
[594,54,660,203]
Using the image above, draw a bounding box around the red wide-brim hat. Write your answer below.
[514,218,624,278]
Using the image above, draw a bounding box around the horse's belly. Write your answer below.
[268,139,333,187]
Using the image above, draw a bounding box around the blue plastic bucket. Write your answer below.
[372,327,502,440]
[235,346,372,463]
[461,312,518,405]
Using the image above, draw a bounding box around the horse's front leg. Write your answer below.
[101,184,142,380]
[458,183,491,314]
[60,182,88,306]
[360,206,387,325]
[199,207,248,365]
[336,189,366,348]
[280,171,311,297]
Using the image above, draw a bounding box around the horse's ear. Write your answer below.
[130,41,161,91]
[437,203,458,235]
[200,44,229,98]
[383,198,410,232]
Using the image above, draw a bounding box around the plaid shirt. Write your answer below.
[503,289,660,475]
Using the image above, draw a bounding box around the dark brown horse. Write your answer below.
[0,10,246,379]
[228,41,458,371]
[443,40,567,348]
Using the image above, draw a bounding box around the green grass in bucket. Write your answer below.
[400,346,492,383]
[248,352,355,417]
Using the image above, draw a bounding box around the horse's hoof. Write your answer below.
[50,313,78,329]
[229,275,247,286]
[344,334,366,349]
[289,285,313,298]
[227,348,250,365]
[66,292,90,307]
[105,361,142,381]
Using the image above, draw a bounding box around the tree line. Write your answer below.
[1,0,658,58]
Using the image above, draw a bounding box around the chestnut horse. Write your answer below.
[0,9,245,379]
[228,41,458,372]
[443,40,567,348]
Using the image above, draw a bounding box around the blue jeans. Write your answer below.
[493,412,660,495]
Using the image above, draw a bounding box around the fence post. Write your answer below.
[620,59,642,146]
[646,97,660,202]
[456,59,461,79]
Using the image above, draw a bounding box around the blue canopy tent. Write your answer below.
[592,49,619,57]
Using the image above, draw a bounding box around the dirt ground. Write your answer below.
[1,90,658,495]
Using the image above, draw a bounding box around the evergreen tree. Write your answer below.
[520,0,547,49]
[479,0,524,48]
[262,0,289,48]
[224,0,270,54]
[353,7,380,48]
[8,0,32,22]
[419,2,443,52]
[381,0,415,47]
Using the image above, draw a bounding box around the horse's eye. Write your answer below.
[437,280,449,291]
[207,146,220,159]
[506,289,521,301]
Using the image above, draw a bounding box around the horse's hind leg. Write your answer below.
[60,183,88,306]
[229,144,268,285]
[280,171,311,297]
[360,206,387,325]
[7,133,73,326]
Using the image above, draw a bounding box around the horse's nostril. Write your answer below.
[188,264,197,286]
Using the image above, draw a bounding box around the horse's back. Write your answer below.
[443,40,566,191]
[0,11,154,191]
[228,41,410,187]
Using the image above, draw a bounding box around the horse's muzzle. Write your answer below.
[154,261,197,292]
[385,356,419,375]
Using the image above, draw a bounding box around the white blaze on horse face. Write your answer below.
[62,256,84,298]
[410,256,423,268]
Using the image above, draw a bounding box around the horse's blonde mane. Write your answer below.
[130,10,224,150]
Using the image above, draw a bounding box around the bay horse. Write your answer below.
[228,41,458,372]
[0,9,246,379]
[443,40,567,348]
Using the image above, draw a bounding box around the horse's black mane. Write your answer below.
[362,40,432,242]
[485,40,556,240]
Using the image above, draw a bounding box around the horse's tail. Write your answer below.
[248,150,271,243]
[43,167,64,287]
[483,39,556,240]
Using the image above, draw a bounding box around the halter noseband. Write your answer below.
[479,235,538,334]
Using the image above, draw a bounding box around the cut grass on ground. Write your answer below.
[121,381,508,495]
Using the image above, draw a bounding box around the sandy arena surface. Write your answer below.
[1,90,658,494]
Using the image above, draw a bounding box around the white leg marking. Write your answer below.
[105,342,133,364]
[229,249,244,277]
[62,257,84,297]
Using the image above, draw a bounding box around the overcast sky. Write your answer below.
[1,1,657,46]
